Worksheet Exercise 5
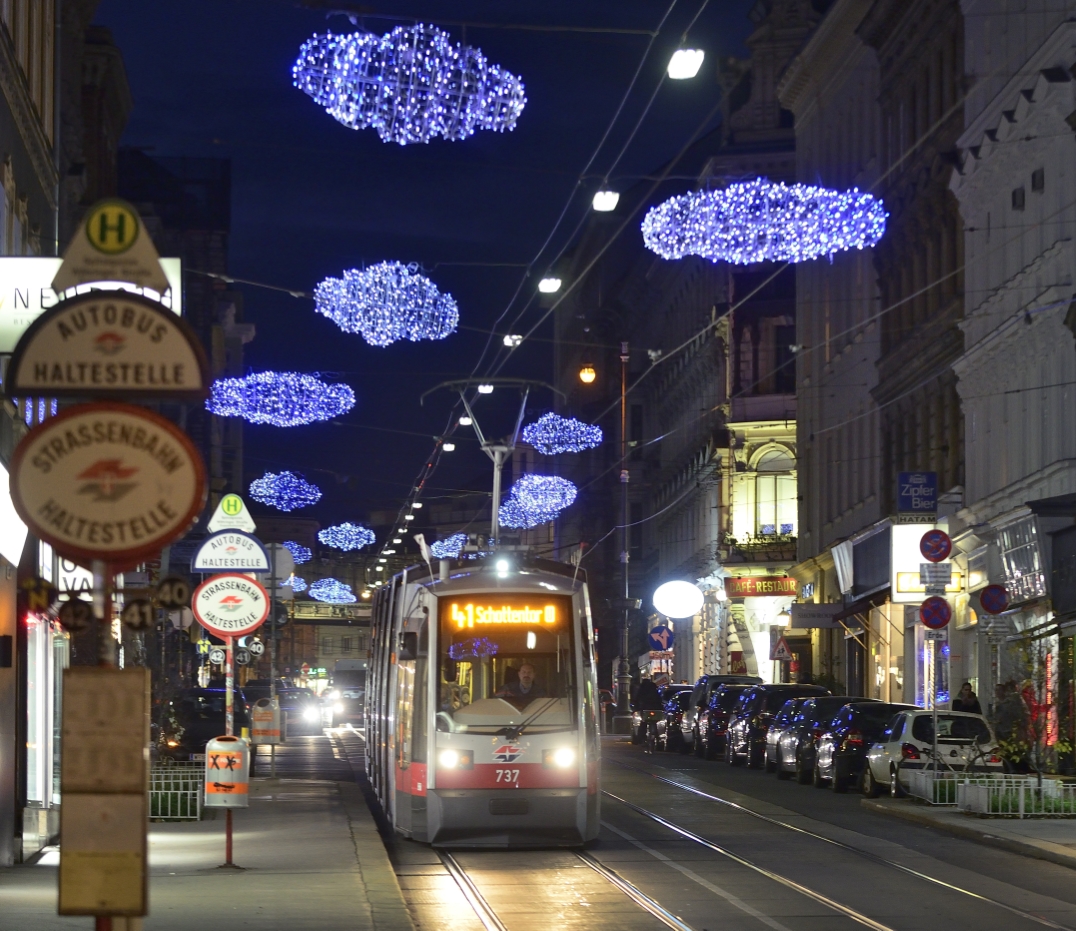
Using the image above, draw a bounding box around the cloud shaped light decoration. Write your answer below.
[249,471,322,512]
[499,474,577,530]
[309,578,357,604]
[431,533,467,559]
[318,522,376,551]
[523,413,603,455]
[314,262,459,347]
[206,372,355,427]
[642,178,887,266]
[292,25,526,146]
[281,574,308,593]
[282,541,312,565]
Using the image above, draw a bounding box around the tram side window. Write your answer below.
[438,596,575,732]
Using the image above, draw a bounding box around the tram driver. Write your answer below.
[496,662,547,706]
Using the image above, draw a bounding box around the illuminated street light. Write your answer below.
[578,362,597,384]
[477,384,494,394]
[443,441,456,451]
[538,276,561,293]
[503,333,523,347]
[667,48,705,80]
[653,580,704,618]
[592,190,619,212]
[459,415,473,426]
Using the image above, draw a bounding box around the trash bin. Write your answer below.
[204,735,250,808]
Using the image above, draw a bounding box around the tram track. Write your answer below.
[438,848,696,931]
[605,757,1074,931]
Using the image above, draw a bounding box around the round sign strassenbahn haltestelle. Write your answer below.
[9,401,206,568]
[193,573,270,639]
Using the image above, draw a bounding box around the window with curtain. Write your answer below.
[755,448,796,537]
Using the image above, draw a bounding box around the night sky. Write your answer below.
[94,0,755,525]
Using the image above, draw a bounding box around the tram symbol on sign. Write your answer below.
[492,745,522,763]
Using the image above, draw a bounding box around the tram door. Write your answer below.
[393,614,429,837]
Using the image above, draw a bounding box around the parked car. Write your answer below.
[863,709,1003,797]
[814,701,918,792]
[775,696,858,783]
[764,697,818,773]
[277,687,324,736]
[696,685,752,759]
[656,690,695,752]
[631,683,691,739]
[681,674,763,752]
[726,684,830,768]
[158,688,251,760]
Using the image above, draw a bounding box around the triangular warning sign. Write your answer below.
[207,493,256,533]
[52,198,170,293]
[771,636,795,662]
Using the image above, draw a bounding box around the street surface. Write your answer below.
[5,729,1076,931]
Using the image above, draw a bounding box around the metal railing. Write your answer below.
[957,778,1076,818]
[150,761,204,821]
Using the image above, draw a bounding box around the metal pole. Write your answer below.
[932,634,939,780]
[490,446,506,547]
[269,557,277,778]
[617,341,632,719]
[226,809,233,866]
[93,560,114,668]
[226,636,234,737]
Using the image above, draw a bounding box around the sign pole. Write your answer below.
[92,560,114,669]
[269,560,277,779]
[226,635,234,737]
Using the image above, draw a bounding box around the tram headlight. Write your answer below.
[333,702,344,714]
[438,749,473,769]
[543,747,576,769]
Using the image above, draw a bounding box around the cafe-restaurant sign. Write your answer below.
[725,576,798,597]
[9,402,206,567]
[4,291,209,400]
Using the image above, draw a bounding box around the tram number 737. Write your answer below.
[495,769,520,784]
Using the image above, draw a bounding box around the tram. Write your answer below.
[366,553,601,847]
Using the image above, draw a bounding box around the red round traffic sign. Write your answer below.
[919,596,952,630]
[192,573,269,639]
[979,584,1009,615]
[920,529,952,563]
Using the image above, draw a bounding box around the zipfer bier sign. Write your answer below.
[9,401,206,567]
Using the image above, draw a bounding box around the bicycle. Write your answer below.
[637,710,662,755]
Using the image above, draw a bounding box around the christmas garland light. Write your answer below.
[641,178,887,265]
[292,25,526,145]
[522,412,602,455]
[318,522,376,551]
[314,262,458,347]
[282,541,312,565]
[206,372,355,427]
[249,471,322,512]
[309,578,357,604]
[431,533,467,559]
[282,575,308,593]
[499,474,577,529]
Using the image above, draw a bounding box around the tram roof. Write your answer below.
[389,553,586,597]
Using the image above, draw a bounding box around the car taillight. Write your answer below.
[842,729,864,750]
[901,743,920,760]
[987,749,1003,763]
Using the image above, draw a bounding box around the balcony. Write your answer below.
[729,393,796,424]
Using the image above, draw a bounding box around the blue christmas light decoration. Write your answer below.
[206,372,355,427]
[522,413,603,455]
[282,541,312,565]
[498,474,577,529]
[431,533,467,559]
[309,578,357,604]
[249,471,322,512]
[641,178,887,266]
[281,575,308,593]
[292,25,526,146]
[318,522,376,551]
[314,262,458,347]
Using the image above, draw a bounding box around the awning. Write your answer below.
[833,589,890,622]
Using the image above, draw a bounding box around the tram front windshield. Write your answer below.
[438,594,575,733]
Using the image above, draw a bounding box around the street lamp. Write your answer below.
[667,48,705,80]
[653,580,704,618]
[592,190,619,212]
[578,361,596,384]
[538,276,562,293]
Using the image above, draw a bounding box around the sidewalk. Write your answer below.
[862,797,1076,869]
[0,779,415,931]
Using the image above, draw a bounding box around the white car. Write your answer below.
[862,709,1004,797]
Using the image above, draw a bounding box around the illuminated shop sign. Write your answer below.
[725,576,798,597]
[895,572,963,595]
[448,602,558,628]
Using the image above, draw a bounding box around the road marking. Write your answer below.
[601,820,793,931]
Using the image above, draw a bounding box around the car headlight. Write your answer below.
[333,702,344,713]
[302,707,320,722]
[328,690,341,700]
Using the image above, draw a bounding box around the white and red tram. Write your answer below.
[367,554,601,847]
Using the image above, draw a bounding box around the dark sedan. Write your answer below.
[775,696,861,782]
[656,690,694,752]
[325,686,365,727]
[763,697,817,773]
[814,701,918,791]
[278,687,324,736]
[158,688,251,760]
[726,684,830,768]
[681,674,762,752]
[696,685,751,759]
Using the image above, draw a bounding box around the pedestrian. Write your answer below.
[953,681,982,715]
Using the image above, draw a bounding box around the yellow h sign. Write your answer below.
[85,200,140,255]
